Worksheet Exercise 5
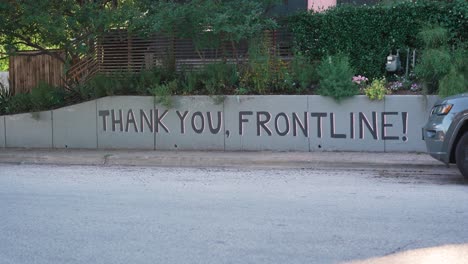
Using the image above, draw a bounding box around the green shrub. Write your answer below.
[201,63,238,95]
[289,0,468,79]
[29,82,66,112]
[317,54,358,100]
[0,84,64,115]
[180,70,202,95]
[415,26,453,94]
[416,25,467,95]
[364,78,390,100]
[5,93,32,114]
[239,38,271,94]
[150,80,177,108]
[133,68,162,95]
[438,67,467,98]
[0,86,12,115]
[290,54,319,91]
[84,74,124,98]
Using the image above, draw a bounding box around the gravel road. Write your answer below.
[0,164,467,264]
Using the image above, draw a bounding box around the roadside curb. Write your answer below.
[0,148,445,170]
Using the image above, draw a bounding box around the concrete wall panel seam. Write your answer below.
[223,98,226,151]
[95,99,99,149]
[153,97,156,150]
[383,96,387,153]
[51,111,54,149]
[2,116,5,148]
[307,96,311,152]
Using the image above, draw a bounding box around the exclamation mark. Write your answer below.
[402,112,408,142]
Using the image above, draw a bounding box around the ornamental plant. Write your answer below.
[364,78,390,100]
[352,75,368,92]
[389,81,403,91]
[317,54,358,100]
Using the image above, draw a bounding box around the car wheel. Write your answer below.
[455,133,468,179]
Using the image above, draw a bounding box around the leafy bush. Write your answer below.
[4,93,32,114]
[149,80,178,109]
[289,0,468,79]
[317,54,358,100]
[438,67,467,98]
[0,86,12,115]
[1,83,66,115]
[132,69,162,95]
[239,38,271,94]
[290,54,319,91]
[84,74,127,98]
[201,63,238,95]
[415,26,452,94]
[29,82,66,112]
[364,78,390,100]
[416,25,467,95]
[180,70,202,95]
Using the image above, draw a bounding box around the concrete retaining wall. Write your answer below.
[0,72,8,90]
[0,95,438,152]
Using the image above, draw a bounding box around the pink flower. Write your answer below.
[352,75,368,85]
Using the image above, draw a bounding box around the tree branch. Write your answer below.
[0,30,66,63]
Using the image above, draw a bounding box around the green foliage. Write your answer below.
[238,37,271,94]
[180,70,202,95]
[3,93,32,115]
[290,54,319,91]
[0,46,7,70]
[364,78,390,100]
[0,85,11,115]
[0,60,7,71]
[438,67,467,98]
[239,37,299,94]
[201,63,239,95]
[131,0,278,61]
[85,74,127,98]
[0,82,67,115]
[418,26,450,49]
[289,0,468,79]
[77,67,174,100]
[416,25,466,95]
[437,47,468,97]
[150,80,178,109]
[29,82,66,112]
[415,25,452,93]
[416,48,452,93]
[132,69,162,95]
[317,54,358,100]
[0,0,136,70]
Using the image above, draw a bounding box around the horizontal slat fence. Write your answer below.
[9,29,293,92]
[96,29,292,74]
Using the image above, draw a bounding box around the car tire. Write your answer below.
[455,132,468,179]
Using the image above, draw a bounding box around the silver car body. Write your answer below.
[423,93,468,165]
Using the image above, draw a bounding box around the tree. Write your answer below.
[129,0,280,61]
[0,0,133,65]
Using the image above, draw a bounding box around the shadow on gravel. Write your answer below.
[372,165,468,186]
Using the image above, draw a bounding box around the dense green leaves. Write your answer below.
[129,0,279,57]
[0,0,134,63]
[317,54,358,100]
[289,0,468,79]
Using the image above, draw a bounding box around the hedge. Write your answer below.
[289,0,468,79]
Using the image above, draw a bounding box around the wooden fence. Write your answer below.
[95,29,293,74]
[9,29,293,93]
[9,51,64,95]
